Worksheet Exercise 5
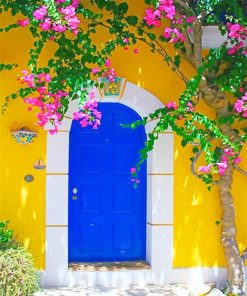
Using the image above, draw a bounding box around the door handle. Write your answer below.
[72,188,78,194]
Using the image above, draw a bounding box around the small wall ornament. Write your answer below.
[33,159,46,170]
[24,174,34,183]
[11,127,37,144]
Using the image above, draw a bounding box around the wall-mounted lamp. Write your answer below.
[11,127,37,144]
[98,77,126,98]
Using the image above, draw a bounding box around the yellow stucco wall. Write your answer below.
[0,1,246,270]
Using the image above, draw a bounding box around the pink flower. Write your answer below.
[234,99,244,113]
[92,67,100,75]
[144,8,161,27]
[72,0,79,7]
[20,70,35,88]
[242,111,247,118]
[33,6,47,20]
[227,22,247,40]
[55,0,66,4]
[73,111,82,120]
[52,23,66,32]
[166,101,177,109]
[105,59,111,67]
[39,18,51,31]
[131,167,136,174]
[186,16,195,23]
[60,5,76,16]
[242,92,247,101]
[186,101,195,111]
[123,38,129,44]
[234,157,242,164]
[158,0,176,20]
[217,162,228,175]
[198,164,212,173]
[73,89,101,129]
[44,73,51,83]
[65,15,80,30]
[223,148,235,157]
[17,19,29,27]
[133,48,139,54]
[37,86,46,95]
[163,27,185,43]
[227,48,236,55]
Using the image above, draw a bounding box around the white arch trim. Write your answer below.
[41,81,227,288]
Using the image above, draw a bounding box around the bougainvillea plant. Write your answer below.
[0,0,247,294]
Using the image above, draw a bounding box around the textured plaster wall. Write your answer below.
[0,1,246,270]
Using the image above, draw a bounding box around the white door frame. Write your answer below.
[41,81,226,287]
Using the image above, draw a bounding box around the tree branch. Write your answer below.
[174,0,193,13]
[235,165,247,177]
[199,77,228,109]
[190,149,204,179]
[190,142,218,185]
[193,19,203,68]
[181,28,195,67]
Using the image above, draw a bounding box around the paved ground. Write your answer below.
[34,284,215,296]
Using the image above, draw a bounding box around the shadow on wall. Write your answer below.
[173,136,247,268]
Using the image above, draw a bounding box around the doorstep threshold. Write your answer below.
[69,260,151,271]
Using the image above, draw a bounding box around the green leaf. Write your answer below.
[174,55,181,68]
[147,33,156,41]
[118,2,128,13]
[126,16,138,26]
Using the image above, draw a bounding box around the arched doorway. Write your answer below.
[44,82,174,287]
[68,103,147,262]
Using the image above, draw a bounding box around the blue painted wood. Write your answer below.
[69,103,146,262]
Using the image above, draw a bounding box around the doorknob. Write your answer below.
[72,188,78,194]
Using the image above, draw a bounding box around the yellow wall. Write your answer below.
[0,1,246,270]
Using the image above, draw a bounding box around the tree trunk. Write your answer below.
[200,84,246,294]
[217,165,246,295]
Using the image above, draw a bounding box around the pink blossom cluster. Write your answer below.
[198,148,242,176]
[144,0,175,27]
[171,14,195,25]
[19,70,67,134]
[216,148,241,175]
[17,19,30,27]
[227,41,246,55]
[143,0,196,44]
[234,92,247,118]
[163,27,185,43]
[130,167,140,186]
[226,23,247,56]
[226,23,247,40]
[72,89,101,129]
[18,0,80,35]
[18,70,35,87]
[102,59,117,82]
[91,59,117,83]
[24,91,66,134]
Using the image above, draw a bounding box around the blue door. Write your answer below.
[69,103,146,262]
